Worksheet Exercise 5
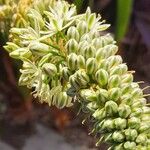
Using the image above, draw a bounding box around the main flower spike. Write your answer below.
[4,0,150,149]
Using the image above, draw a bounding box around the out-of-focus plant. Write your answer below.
[4,0,150,149]
[115,0,134,42]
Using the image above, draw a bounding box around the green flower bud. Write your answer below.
[99,59,110,71]
[67,53,78,71]
[113,144,124,150]
[132,98,146,108]
[102,119,115,131]
[69,75,80,89]
[131,88,143,99]
[53,92,70,109]
[80,89,96,101]
[118,104,131,118]
[78,41,88,55]
[128,117,141,129]
[105,101,118,115]
[124,141,136,150]
[88,13,96,29]
[100,34,115,46]
[92,38,102,49]
[61,67,71,81]
[9,48,32,59]
[115,118,127,129]
[4,42,20,53]
[86,58,96,74]
[131,82,139,88]
[29,41,50,56]
[96,48,106,62]
[87,101,98,111]
[95,69,109,86]
[121,84,132,95]
[112,131,125,142]
[77,55,86,69]
[141,114,150,122]
[136,134,147,145]
[42,63,57,77]
[77,20,88,36]
[139,123,150,133]
[108,75,121,88]
[119,64,128,74]
[130,108,143,117]
[142,106,150,114]
[67,26,80,41]
[84,46,96,59]
[122,73,133,84]
[107,55,123,68]
[80,33,91,42]
[125,129,138,141]
[121,94,132,105]
[108,87,121,101]
[66,39,78,54]
[92,108,106,120]
[76,70,90,86]
[97,89,108,103]
[104,44,118,57]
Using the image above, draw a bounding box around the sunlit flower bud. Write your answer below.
[76,70,90,86]
[121,73,133,84]
[77,20,88,36]
[100,34,115,46]
[121,94,132,105]
[139,123,150,133]
[105,101,118,115]
[77,55,86,69]
[119,64,128,74]
[80,33,91,42]
[85,7,91,21]
[104,44,118,57]
[108,75,121,88]
[67,26,80,41]
[61,67,71,81]
[92,38,102,49]
[112,131,125,142]
[88,13,96,29]
[132,98,146,108]
[4,42,20,53]
[95,69,109,86]
[97,89,108,103]
[125,129,138,141]
[80,89,96,101]
[96,48,106,62]
[121,84,131,95]
[66,39,78,54]
[131,82,139,88]
[53,92,70,109]
[130,108,143,117]
[124,141,136,150]
[9,48,32,59]
[128,117,141,129]
[78,41,88,55]
[86,58,96,74]
[92,108,106,120]
[67,53,78,71]
[131,88,143,98]
[118,104,131,118]
[42,63,57,77]
[99,59,110,71]
[142,106,150,114]
[136,134,147,144]
[108,88,121,102]
[114,118,127,129]
[84,46,96,59]
[29,41,50,56]
[107,55,122,68]
[102,119,115,131]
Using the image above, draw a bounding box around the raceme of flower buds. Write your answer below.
[4,0,150,149]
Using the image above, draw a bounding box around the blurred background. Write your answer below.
[0,0,150,150]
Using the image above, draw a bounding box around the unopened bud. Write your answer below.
[61,67,71,81]
[95,69,109,86]
[114,118,127,129]
[105,101,118,115]
[86,58,96,74]
[67,26,80,41]
[136,134,147,144]
[88,13,96,29]
[42,63,57,77]
[102,119,115,131]
[77,55,86,69]
[108,75,121,88]
[124,141,136,150]
[125,129,138,141]
[108,87,121,101]
[93,108,106,120]
[66,39,78,54]
[67,53,78,71]
[128,117,141,129]
[84,46,96,59]
[77,21,88,36]
[118,104,131,118]
[112,131,125,142]
[122,73,133,84]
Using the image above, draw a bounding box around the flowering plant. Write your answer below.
[2,0,150,149]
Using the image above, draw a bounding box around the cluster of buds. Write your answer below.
[4,0,150,149]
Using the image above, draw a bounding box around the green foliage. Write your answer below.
[115,0,133,41]
[2,0,150,149]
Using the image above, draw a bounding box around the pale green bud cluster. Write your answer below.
[4,0,150,149]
